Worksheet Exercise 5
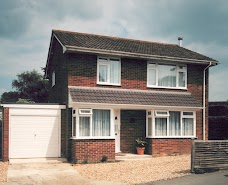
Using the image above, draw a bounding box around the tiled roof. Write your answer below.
[53,30,217,62]
[69,87,202,108]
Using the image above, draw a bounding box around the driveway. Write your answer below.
[2,162,125,185]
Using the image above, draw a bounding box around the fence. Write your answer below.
[191,140,228,173]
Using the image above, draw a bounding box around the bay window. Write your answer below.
[147,110,195,138]
[72,108,113,139]
[147,62,187,89]
[97,57,121,85]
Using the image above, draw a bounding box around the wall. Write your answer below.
[48,37,68,104]
[150,138,192,156]
[71,139,115,163]
[120,110,146,153]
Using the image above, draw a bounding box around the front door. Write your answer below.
[114,109,121,153]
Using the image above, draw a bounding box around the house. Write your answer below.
[209,101,228,140]
[44,30,219,163]
[0,30,219,163]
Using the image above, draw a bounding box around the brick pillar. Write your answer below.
[3,108,9,161]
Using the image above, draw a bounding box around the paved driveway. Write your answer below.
[2,162,125,185]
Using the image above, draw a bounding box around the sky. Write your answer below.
[0,0,227,101]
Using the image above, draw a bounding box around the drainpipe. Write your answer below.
[203,62,212,140]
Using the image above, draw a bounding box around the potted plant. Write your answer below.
[135,137,147,155]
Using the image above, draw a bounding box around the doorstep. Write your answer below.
[9,158,67,164]
[115,153,152,161]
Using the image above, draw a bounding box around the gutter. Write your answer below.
[65,45,219,66]
[203,62,212,140]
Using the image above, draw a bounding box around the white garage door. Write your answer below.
[10,113,60,158]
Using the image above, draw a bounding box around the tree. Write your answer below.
[1,70,49,103]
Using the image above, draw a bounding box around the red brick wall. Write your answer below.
[120,110,146,153]
[71,139,115,163]
[3,108,9,161]
[150,138,192,156]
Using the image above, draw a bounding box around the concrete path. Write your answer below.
[2,161,125,185]
[147,170,228,185]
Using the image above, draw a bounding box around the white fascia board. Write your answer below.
[71,102,202,111]
[65,45,219,66]
[1,104,66,109]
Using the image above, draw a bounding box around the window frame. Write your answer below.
[147,62,187,89]
[72,108,115,139]
[146,110,196,138]
[97,57,121,86]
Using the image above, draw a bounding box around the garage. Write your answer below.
[1,104,65,159]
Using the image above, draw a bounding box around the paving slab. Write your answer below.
[0,161,126,185]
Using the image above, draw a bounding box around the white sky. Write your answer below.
[0,0,227,101]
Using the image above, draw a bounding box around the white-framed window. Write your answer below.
[52,71,55,87]
[146,110,196,138]
[147,62,187,89]
[97,57,121,86]
[72,108,114,139]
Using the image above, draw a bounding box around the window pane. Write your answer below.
[155,118,167,136]
[93,110,110,136]
[99,65,108,82]
[79,117,90,136]
[158,65,176,87]
[72,117,76,137]
[148,63,156,68]
[110,61,120,84]
[182,118,194,136]
[169,111,180,136]
[148,68,156,85]
[183,112,193,116]
[178,71,185,87]
[147,118,152,136]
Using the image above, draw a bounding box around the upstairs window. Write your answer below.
[147,63,187,89]
[97,57,121,85]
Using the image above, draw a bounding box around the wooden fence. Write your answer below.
[191,140,228,172]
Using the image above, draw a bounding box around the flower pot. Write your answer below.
[136,147,145,155]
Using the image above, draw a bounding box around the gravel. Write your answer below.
[0,162,8,182]
[75,155,190,185]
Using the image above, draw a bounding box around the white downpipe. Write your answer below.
[203,62,212,140]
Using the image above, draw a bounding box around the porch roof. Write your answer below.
[69,87,202,108]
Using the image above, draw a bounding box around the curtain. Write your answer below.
[169,111,180,136]
[158,64,176,87]
[178,71,185,87]
[147,118,152,136]
[182,118,193,135]
[110,60,120,84]
[92,110,110,136]
[79,117,90,136]
[148,68,156,85]
[99,65,108,82]
[155,118,167,136]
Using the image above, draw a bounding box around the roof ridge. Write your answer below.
[52,29,178,46]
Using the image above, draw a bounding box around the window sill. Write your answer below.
[146,136,197,139]
[97,83,121,86]
[147,86,187,90]
[71,137,115,140]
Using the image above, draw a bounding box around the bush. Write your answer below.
[101,155,108,162]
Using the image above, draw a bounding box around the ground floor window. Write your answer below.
[147,110,195,138]
[72,108,113,139]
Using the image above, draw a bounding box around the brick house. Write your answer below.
[45,30,218,163]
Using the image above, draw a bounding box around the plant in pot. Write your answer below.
[135,137,147,155]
